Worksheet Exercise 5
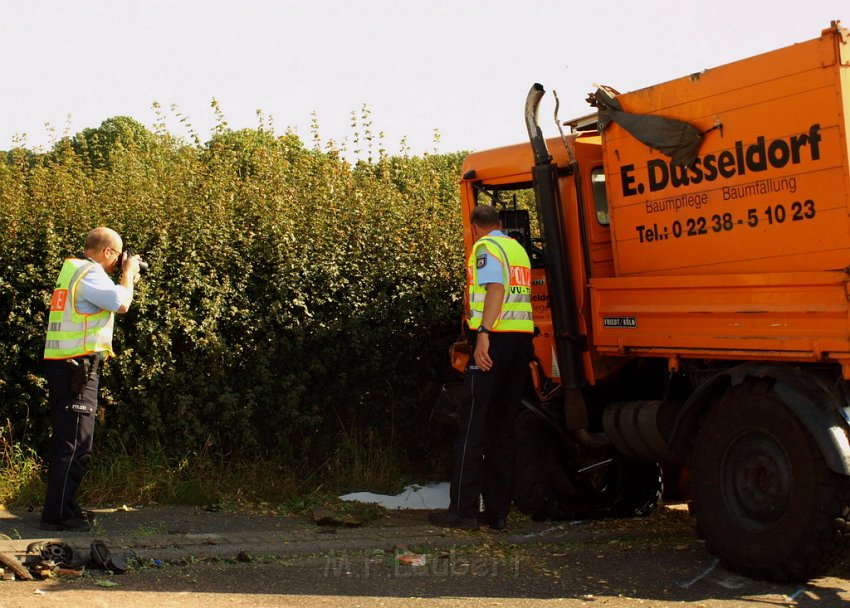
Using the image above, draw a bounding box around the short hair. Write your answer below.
[470,205,500,228]
[84,227,121,253]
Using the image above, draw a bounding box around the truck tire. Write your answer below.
[578,451,663,519]
[512,408,574,520]
[690,381,850,582]
[513,408,663,520]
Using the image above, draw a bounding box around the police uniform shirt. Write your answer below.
[473,230,508,287]
[75,261,129,314]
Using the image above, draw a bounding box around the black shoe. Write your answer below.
[71,505,97,526]
[479,510,507,531]
[39,517,92,532]
[428,511,479,530]
[487,517,507,531]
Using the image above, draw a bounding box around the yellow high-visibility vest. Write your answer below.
[43,259,115,360]
[466,235,534,333]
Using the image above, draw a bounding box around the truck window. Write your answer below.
[473,183,545,268]
[591,167,609,225]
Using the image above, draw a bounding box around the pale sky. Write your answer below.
[2,0,847,157]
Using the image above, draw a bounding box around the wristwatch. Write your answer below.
[477,326,491,334]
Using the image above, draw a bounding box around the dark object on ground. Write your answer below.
[236,550,253,562]
[428,511,480,530]
[90,540,129,574]
[479,509,507,531]
[39,517,92,532]
[26,540,87,569]
[312,509,363,528]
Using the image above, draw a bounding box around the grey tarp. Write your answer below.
[589,86,704,167]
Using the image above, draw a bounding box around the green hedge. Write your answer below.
[0,117,465,471]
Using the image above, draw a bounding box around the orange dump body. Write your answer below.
[594,22,850,376]
[456,22,850,382]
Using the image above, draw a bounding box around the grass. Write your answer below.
[133,523,169,536]
[0,421,44,507]
[0,426,415,516]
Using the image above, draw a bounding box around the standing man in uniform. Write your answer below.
[429,205,535,530]
[40,227,141,531]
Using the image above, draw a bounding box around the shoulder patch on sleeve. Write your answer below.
[476,254,487,269]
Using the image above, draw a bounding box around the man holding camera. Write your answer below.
[40,227,142,531]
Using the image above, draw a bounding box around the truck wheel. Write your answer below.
[513,408,663,520]
[690,381,850,582]
[575,451,663,519]
[512,408,574,520]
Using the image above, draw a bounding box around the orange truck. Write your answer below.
[444,21,850,581]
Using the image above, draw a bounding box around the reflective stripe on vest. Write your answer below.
[44,259,116,360]
[467,235,534,333]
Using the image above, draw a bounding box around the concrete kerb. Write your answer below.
[0,526,585,564]
[0,505,624,570]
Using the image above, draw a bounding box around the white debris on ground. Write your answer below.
[339,482,450,510]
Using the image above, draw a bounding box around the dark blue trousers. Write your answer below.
[41,357,99,524]
[449,332,533,520]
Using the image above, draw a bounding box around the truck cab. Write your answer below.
[455,130,627,385]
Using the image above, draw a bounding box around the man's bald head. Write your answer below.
[83,227,124,274]
[84,227,122,255]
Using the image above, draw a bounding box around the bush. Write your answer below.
[0,116,466,489]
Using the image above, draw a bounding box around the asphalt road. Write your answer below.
[1,504,848,607]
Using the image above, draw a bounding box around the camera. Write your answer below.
[121,248,150,272]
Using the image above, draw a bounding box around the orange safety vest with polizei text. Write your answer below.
[466,235,534,333]
[43,259,116,360]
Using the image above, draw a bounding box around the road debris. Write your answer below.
[0,552,33,581]
[312,509,362,528]
[396,552,427,567]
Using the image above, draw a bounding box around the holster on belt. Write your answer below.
[66,355,100,414]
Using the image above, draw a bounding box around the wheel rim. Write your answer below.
[720,430,792,531]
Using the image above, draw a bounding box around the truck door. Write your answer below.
[575,137,613,279]
[572,136,623,382]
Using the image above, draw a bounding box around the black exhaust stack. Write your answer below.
[524,83,584,392]
[525,84,608,447]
